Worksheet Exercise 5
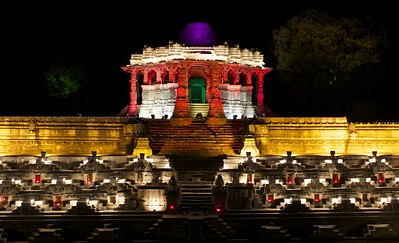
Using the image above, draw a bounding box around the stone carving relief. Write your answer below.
[348,123,357,137]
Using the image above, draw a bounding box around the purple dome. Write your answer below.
[177,22,218,46]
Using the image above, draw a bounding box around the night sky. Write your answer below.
[1,2,396,119]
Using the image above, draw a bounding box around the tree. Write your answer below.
[271,9,390,117]
[43,55,91,114]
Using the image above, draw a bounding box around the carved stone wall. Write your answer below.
[2,116,399,157]
[253,117,399,156]
[0,117,138,156]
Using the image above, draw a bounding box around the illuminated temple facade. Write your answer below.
[0,23,398,242]
[121,22,272,125]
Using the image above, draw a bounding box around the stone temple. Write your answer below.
[121,21,271,125]
[0,22,399,242]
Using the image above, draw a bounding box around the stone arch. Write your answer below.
[148,70,157,85]
[227,69,236,84]
[162,69,170,83]
[239,72,247,85]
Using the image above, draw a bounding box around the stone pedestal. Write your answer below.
[240,137,260,156]
[137,185,167,211]
[132,137,153,157]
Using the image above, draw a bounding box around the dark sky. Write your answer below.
[0,2,396,118]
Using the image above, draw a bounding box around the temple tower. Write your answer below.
[121,22,272,126]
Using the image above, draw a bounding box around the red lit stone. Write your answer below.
[267,194,274,203]
[1,196,8,205]
[287,174,294,184]
[332,174,340,184]
[377,172,385,183]
[34,174,41,184]
[86,174,93,185]
[54,196,62,207]
[314,194,320,202]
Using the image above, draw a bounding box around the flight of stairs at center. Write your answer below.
[179,180,214,212]
[142,214,239,241]
[189,103,209,119]
[146,119,248,156]
[170,156,222,212]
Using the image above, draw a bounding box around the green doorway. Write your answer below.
[189,77,206,103]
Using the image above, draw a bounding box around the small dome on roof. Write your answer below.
[177,22,218,46]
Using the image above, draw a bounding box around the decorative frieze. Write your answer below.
[0,117,136,156]
[128,43,265,68]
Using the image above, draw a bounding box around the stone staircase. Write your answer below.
[145,119,248,156]
[169,156,222,213]
[179,180,214,212]
[142,213,240,242]
[189,103,209,119]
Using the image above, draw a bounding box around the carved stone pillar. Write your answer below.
[165,65,175,83]
[128,71,139,116]
[206,71,212,104]
[255,71,266,116]
[156,68,162,84]
[246,72,251,85]
[234,71,239,85]
[167,64,178,83]
[222,68,228,84]
[254,69,272,116]
[143,70,149,84]
[170,63,192,126]
[207,63,227,126]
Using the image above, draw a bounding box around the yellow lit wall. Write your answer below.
[253,117,399,156]
[0,117,137,156]
[2,116,399,157]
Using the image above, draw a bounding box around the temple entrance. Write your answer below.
[189,77,206,103]
[189,77,209,119]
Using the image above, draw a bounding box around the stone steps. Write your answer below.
[142,214,240,241]
[189,103,209,119]
[179,182,214,212]
[146,120,247,155]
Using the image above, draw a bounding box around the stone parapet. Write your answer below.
[253,117,399,156]
[0,116,139,156]
[2,116,399,157]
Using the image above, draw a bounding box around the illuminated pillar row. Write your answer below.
[128,72,138,116]
[256,71,265,116]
